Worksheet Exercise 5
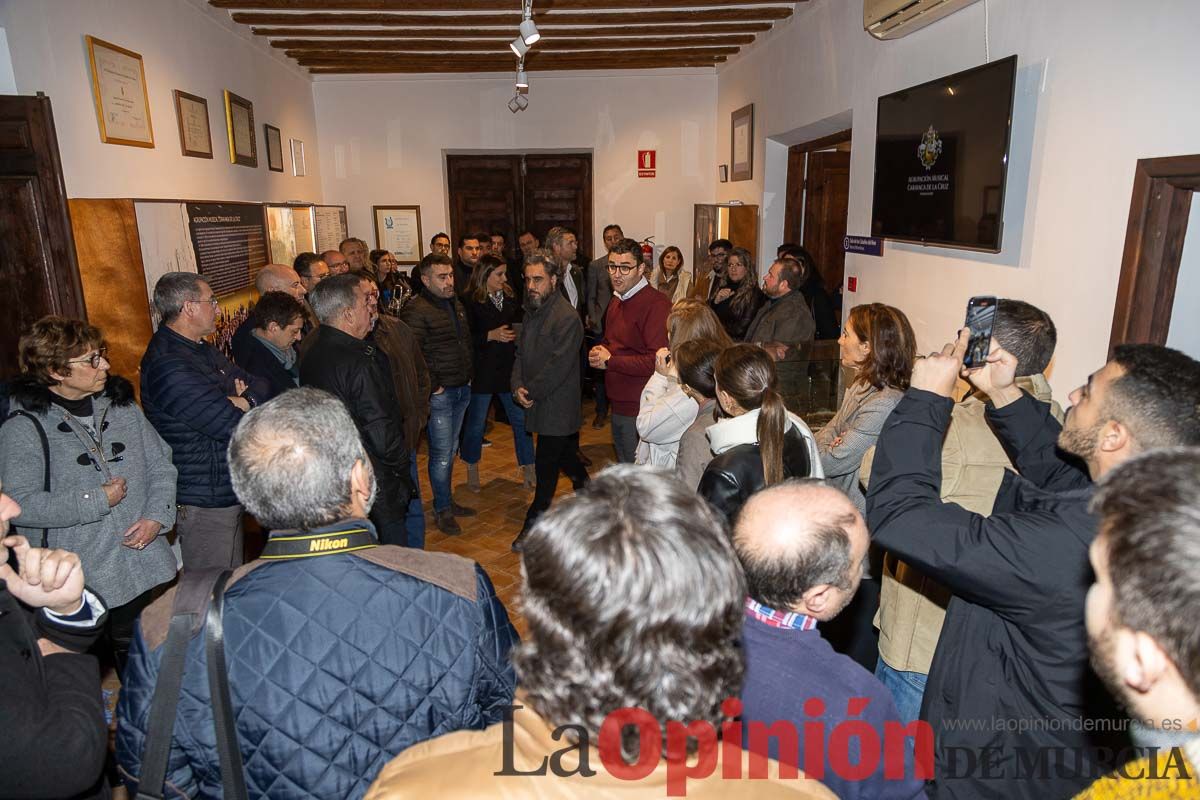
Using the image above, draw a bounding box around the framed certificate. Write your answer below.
[264,124,284,172]
[373,206,424,265]
[731,103,754,182]
[86,35,154,147]
[223,90,257,167]
[290,138,306,177]
[172,90,212,158]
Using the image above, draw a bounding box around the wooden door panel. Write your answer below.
[524,154,593,259]
[0,95,84,379]
[447,155,522,249]
[783,145,806,246]
[803,150,851,295]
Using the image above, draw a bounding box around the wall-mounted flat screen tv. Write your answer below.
[871,55,1017,252]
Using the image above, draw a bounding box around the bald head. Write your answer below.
[256,264,305,301]
[733,480,869,621]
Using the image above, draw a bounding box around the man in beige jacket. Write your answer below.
[861,299,1061,722]
[365,465,833,800]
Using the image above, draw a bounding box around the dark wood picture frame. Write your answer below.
[731,103,754,182]
[264,124,284,172]
[223,90,257,168]
[172,90,212,159]
[1109,153,1200,352]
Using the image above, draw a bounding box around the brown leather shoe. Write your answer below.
[435,509,461,535]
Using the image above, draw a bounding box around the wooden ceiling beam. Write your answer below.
[274,36,752,52]
[294,48,733,66]
[250,22,773,37]
[308,58,724,73]
[230,8,793,26]
[213,0,795,9]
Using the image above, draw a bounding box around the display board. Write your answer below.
[265,204,316,267]
[313,205,348,253]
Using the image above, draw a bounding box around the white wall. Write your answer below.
[313,69,716,255]
[716,0,1200,402]
[0,0,322,203]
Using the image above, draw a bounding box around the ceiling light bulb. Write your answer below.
[508,96,521,113]
[516,68,529,89]
[509,36,530,58]
[519,19,541,45]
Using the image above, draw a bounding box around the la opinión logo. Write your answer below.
[494,698,935,796]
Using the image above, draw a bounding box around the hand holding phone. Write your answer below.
[962,296,998,370]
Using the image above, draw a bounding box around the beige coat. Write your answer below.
[365,698,833,800]
[861,374,1063,674]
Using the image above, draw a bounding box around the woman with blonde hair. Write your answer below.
[697,344,822,522]
[650,246,691,302]
[635,302,732,468]
[708,247,766,341]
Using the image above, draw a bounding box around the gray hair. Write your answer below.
[228,388,373,530]
[524,248,559,279]
[308,272,360,325]
[153,272,207,324]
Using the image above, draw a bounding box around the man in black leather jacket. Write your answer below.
[299,274,415,546]
[1,488,110,800]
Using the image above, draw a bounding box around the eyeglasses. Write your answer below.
[67,347,108,369]
[606,263,638,275]
[187,297,220,308]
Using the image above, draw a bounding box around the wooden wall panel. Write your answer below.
[69,198,154,394]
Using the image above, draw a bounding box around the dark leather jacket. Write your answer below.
[698,427,812,523]
[299,325,415,518]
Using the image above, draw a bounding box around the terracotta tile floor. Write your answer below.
[418,399,616,639]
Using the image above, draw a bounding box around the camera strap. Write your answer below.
[259,527,377,560]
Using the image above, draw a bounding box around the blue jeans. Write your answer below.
[875,657,928,725]
[427,384,471,512]
[405,456,425,549]
[461,391,535,466]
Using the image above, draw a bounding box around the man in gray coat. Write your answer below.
[512,251,588,551]
[746,257,817,411]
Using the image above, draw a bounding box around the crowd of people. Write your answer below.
[1,224,1199,800]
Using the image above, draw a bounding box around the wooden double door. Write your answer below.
[446,153,593,261]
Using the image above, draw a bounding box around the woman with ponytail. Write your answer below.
[697,344,823,522]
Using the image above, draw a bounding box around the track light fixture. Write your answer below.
[509,35,530,58]
[516,65,529,90]
[519,18,541,46]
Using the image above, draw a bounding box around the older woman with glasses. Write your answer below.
[0,317,178,675]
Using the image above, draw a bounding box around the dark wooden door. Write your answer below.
[803,150,851,296]
[0,94,85,379]
[446,153,593,261]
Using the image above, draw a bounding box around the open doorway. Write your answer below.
[1109,153,1200,359]
[445,152,594,261]
[782,130,852,317]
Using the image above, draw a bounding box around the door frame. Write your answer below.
[782,129,852,249]
[1109,154,1200,352]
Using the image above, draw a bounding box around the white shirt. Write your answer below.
[562,263,579,308]
[616,276,649,302]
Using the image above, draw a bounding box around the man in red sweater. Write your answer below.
[589,238,671,462]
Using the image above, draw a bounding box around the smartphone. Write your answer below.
[962,296,998,369]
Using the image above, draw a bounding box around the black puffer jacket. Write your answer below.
[400,289,473,389]
[299,326,415,521]
[698,427,812,523]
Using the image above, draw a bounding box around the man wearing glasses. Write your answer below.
[588,238,671,463]
[429,232,452,257]
[140,272,269,570]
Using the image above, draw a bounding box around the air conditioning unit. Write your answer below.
[864,0,982,40]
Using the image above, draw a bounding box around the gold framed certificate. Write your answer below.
[86,35,154,148]
[172,90,212,158]
[223,90,257,168]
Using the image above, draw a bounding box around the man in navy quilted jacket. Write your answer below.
[140,272,269,571]
[116,388,518,799]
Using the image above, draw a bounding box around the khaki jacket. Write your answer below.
[365,697,834,800]
[862,374,1063,674]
